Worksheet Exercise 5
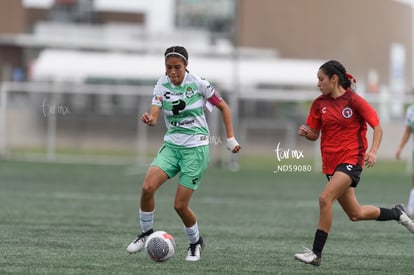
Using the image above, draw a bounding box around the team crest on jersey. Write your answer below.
[185,87,195,98]
[342,107,353,118]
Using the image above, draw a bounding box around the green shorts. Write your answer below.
[151,143,209,190]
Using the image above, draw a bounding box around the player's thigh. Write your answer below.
[337,187,361,217]
[150,144,180,179]
[144,144,180,192]
[142,166,170,193]
[178,145,209,190]
[321,171,352,201]
[174,183,194,209]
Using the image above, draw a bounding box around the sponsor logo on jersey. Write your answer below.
[164,90,186,99]
[171,119,195,126]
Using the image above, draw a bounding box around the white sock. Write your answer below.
[184,222,200,244]
[139,209,154,233]
[408,189,414,215]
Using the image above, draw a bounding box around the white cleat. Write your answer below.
[395,204,414,234]
[185,237,204,262]
[127,229,153,253]
[407,207,414,218]
[294,247,321,266]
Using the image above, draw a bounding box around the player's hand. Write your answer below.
[365,151,376,168]
[396,149,402,160]
[227,137,241,153]
[140,112,154,126]
[297,124,311,136]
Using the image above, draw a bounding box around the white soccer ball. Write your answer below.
[145,231,176,262]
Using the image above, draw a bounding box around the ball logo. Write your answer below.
[342,107,353,119]
[162,233,174,240]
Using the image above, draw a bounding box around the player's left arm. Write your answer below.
[211,97,241,153]
[365,124,382,168]
[396,126,411,160]
[202,79,240,153]
[356,96,382,167]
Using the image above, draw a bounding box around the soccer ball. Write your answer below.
[145,231,176,262]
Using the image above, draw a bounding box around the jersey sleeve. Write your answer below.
[151,78,163,107]
[306,99,322,130]
[199,77,216,99]
[353,93,380,127]
[199,77,223,111]
[404,105,414,126]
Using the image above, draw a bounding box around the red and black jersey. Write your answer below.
[306,88,380,174]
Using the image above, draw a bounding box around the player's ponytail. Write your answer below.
[320,60,356,90]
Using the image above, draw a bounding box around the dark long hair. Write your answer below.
[319,60,355,89]
[164,46,188,64]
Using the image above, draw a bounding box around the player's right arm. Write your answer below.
[142,78,164,126]
[141,105,161,126]
[297,124,320,141]
[299,99,321,141]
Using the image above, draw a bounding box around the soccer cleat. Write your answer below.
[294,247,321,266]
[185,236,204,262]
[395,204,414,233]
[126,229,154,253]
[407,207,414,218]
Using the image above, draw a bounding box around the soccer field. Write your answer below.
[0,157,413,274]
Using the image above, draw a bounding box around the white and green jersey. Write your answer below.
[152,72,216,147]
[405,104,414,144]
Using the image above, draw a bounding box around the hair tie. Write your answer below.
[345,73,356,83]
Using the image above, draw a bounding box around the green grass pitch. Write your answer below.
[0,156,413,274]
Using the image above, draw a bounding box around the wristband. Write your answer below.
[226,137,239,151]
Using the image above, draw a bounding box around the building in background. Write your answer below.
[0,0,412,161]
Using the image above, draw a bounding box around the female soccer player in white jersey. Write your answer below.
[126,46,241,261]
[396,104,414,216]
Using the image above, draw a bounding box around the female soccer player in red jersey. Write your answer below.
[294,60,414,266]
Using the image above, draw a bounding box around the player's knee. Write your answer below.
[347,212,362,222]
[174,203,186,214]
[141,184,156,198]
[318,195,332,208]
[347,215,359,222]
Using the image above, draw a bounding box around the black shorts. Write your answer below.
[325,163,362,188]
